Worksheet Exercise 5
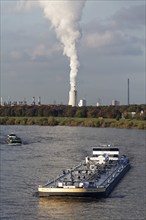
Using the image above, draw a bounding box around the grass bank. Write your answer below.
[0,116,145,129]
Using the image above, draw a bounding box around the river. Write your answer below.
[0,125,145,220]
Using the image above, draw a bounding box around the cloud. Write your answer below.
[5,49,30,63]
[83,29,143,56]
[84,31,116,47]
[10,50,23,60]
[30,43,61,60]
[110,4,145,29]
[82,4,144,56]
[3,41,62,63]
[15,0,38,11]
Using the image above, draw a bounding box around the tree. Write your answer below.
[75,107,87,118]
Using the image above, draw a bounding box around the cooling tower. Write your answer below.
[68,90,77,107]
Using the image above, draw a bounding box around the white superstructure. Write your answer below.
[92,146,119,160]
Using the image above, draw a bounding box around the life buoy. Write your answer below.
[90,165,95,170]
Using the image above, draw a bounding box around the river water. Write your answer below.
[0,125,145,220]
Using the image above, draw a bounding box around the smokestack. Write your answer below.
[68,89,77,107]
[128,78,130,105]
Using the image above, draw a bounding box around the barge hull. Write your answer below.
[105,163,131,197]
[38,164,130,198]
[38,191,105,198]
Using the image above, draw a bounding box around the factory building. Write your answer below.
[78,99,86,107]
[111,100,120,106]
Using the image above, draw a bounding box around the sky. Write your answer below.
[1,0,145,106]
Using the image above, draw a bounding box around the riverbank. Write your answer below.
[0,117,145,129]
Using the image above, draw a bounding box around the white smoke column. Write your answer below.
[38,0,86,91]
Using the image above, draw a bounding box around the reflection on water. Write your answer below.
[38,197,102,220]
[39,198,76,220]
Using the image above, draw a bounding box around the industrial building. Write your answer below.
[111,100,120,106]
[78,99,86,107]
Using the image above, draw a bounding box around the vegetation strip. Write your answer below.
[0,105,145,129]
[0,117,145,129]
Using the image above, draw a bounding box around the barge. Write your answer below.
[37,145,130,198]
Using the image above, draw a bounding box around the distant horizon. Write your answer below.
[1,96,145,107]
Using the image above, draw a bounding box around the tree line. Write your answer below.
[0,104,145,120]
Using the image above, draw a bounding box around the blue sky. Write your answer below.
[1,0,145,105]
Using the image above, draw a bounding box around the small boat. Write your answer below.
[7,133,22,145]
[37,145,130,198]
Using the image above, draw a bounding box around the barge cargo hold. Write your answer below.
[37,145,130,198]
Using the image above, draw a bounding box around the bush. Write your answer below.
[48,117,58,126]
[26,118,35,125]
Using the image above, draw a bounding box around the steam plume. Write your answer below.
[38,0,86,91]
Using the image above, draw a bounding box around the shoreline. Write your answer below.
[0,117,145,129]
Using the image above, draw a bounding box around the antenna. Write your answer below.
[128,78,130,105]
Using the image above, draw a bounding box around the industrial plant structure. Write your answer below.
[68,89,77,107]
[78,99,86,107]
